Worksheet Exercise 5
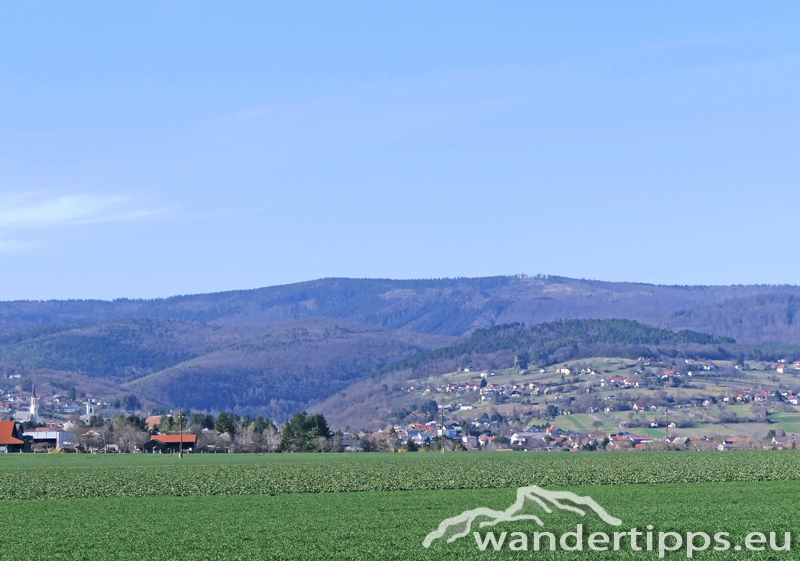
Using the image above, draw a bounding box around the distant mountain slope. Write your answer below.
[126,319,454,420]
[662,293,800,344]
[3,276,800,342]
[0,277,513,335]
[0,318,277,378]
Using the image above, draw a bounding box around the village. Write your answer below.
[385,357,800,452]
[3,357,800,455]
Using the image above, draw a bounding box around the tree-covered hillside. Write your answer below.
[0,317,453,421]
[128,321,452,421]
[378,319,739,376]
[0,318,277,378]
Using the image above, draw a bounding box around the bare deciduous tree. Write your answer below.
[115,424,148,453]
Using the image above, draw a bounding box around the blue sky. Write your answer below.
[1,3,799,300]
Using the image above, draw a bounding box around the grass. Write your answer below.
[766,411,800,434]
[543,412,667,438]
[2,481,798,560]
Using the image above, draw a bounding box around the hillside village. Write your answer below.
[358,356,800,452]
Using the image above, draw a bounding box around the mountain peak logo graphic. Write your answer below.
[422,485,622,548]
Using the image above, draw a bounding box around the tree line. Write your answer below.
[67,409,336,454]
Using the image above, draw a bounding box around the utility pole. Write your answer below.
[440,407,445,454]
[179,408,184,459]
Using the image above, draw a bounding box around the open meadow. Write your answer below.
[2,451,800,559]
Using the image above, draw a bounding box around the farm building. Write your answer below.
[0,421,25,453]
[143,434,197,453]
[23,429,77,450]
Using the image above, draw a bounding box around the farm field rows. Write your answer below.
[2,481,798,560]
[4,451,800,500]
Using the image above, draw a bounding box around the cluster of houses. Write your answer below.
[408,378,580,404]
[405,357,800,417]
[0,419,198,454]
[367,421,668,452]
[0,385,102,422]
[772,361,800,374]
[0,414,202,454]
[392,420,463,445]
[0,390,197,454]
[715,387,800,405]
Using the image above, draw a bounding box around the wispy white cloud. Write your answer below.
[0,193,165,229]
[0,192,166,253]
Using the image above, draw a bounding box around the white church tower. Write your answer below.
[16,383,43,424]
[29,383,42,424]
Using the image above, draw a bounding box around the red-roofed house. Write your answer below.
[0,421,25,452]
[143,434,197,453]
[546,425,563,436]
[145,415,166,429]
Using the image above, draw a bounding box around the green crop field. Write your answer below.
[2,481,797,560]
[3,450,800,500]
[2,451,799,559]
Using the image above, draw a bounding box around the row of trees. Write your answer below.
[70,410,336,453]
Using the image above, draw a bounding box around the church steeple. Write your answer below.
[29,383,40,424]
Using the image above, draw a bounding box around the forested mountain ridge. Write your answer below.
[2,276,800,343]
